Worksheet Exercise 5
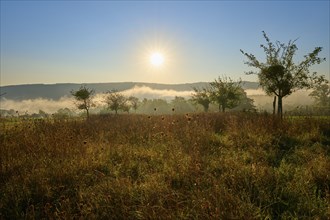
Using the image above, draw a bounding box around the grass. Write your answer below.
[0,113,329,219]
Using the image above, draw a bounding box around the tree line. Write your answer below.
[71,82,256,119]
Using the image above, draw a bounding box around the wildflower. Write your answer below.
[154,108,157,111]
[172,108,175,112]
[83,141,87,144]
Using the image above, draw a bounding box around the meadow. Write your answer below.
[0,113,329,219]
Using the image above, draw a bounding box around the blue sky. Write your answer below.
[1,1,329,86]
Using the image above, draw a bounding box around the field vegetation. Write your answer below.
[0,113,329,219]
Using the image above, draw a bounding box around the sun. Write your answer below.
[150,52,164,67]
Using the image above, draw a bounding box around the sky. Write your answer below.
[1,0,329,86]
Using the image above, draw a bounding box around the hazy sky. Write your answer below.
[1,1,329,86]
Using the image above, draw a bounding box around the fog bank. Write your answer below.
[0,86,314,114]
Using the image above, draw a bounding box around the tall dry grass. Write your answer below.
[0,113,329,219]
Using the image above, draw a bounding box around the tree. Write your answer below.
[105,90,127,114]
[191,87,211,112]
[53,108,74,119]
[128,96,139,113]
[38,110,48,118]
[71,86,95,119]
[139,98,170,114]
[240,31,326,118]
[210,76,243,112]
[309,80,330,107]
[171,96,194,113]
[232,88,256,112]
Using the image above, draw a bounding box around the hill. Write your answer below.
[0,81,259,101]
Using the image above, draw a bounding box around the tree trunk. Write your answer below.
[204,105,209,112]
[222,105,225,112]
[277,96,283,119]
[273,96,277,115]
[86,108,89,119]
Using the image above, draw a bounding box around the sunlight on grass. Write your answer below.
[0,113,329,218]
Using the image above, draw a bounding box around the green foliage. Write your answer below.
[309,81,330,107]
[260,65,292,97]
[209,76,243,112]
[232,89,256,112]
[53,108,74,119]
[138,98,171,114]
[105,90,128,114]
[191,87,211,112]
[171,96,195,113]
[71,86,95,118]
[128,96,139,113]
[191,78,254,113]
[241,31,326,117]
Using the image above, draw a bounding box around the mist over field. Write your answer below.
[249,89,314,110]
[0,86,314,114]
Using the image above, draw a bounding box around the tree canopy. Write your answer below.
[191,87,211,112]
[309,80,330,107]
[105,90,128,114]
[71,85,95,119]
[209,76,243,112]
[241,31,326,117]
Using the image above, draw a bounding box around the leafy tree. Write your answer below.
[128,96,139,113]
[53,108,74,119]
[191,87,211,112]
[233,89,256,112]
[139,98,170,114]
[122,104,131,113]
[240,31,326,118]
[71,85,95,119]
[210,76,243,112]
[171,96,194,113]
[309,80,330,107]
[105,90,127,114]
[38,110,48,118]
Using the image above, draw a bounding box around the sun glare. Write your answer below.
[150,52,164,67]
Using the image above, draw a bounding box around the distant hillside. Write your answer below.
[0,81,259,101]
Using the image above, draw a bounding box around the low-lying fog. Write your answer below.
[0,86,314,114]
